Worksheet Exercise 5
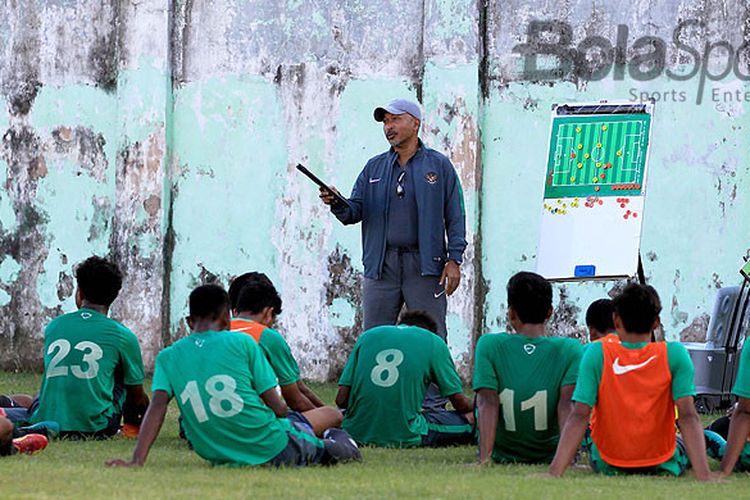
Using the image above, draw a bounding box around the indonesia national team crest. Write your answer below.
[523,344,536,355]
[425,172,438,184]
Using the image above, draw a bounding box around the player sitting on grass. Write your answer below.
[586,298,618,343]
[28,256,149,439]
[704,340,750,476]
[336,310,474,448]
[229,277,341,436]
[474,272,583,465]
[548,283,712,480]
[107,284,360,468]
[0,410,48,455]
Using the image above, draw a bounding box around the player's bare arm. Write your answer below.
[476,388,499,465]
[260,386,288,418]
[556,384,575,435]
[298,380,325,408]
[106,390,170,467]
[448,392,473,413]
[124,384,150,423]
[719,396,750,476]
[548,402,591,477]
[280,383,316,412]
[675,396,712,481]
[335,385,350,409]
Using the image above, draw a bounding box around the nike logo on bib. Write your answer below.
[434,289,446,299]
[369,177,381,183]
[612,355,657,375]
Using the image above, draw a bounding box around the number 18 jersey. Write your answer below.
[152,330,292,465]
[339,325,464,447]
[472,333,583,463]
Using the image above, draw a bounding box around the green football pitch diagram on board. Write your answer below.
[544,113,651,199]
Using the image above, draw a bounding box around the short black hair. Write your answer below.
[398,310,438,334]
[235,281,282,316]
[228,272,273,310]
[586,298,615,333]
[75,256,123,307]
[613,283,662,334]
[507,271,552,324]
[189,284,230,321]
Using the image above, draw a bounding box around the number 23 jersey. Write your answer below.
[339,325,464,447]
[31,308,145,432]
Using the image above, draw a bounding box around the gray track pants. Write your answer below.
[363,247,448,410]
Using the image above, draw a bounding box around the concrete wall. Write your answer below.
[0,0,747,379]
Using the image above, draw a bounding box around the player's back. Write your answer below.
[474,333,582,462]
[341,325,449,447]
[153,329,289,465]
[32,308,144,432]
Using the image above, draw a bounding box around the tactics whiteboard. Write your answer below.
[536,101,654,281]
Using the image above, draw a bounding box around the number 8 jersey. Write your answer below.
[31,308,145,432]
[338,325,464,447]
[472,333,583,463]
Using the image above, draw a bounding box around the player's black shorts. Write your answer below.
[266,419,326,467]
[421,409,475,447]
[286,410,315,435]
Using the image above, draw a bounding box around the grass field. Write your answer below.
[2,371,749,499]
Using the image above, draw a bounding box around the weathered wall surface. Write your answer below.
[0,0,747,379]
[0,0,168,370]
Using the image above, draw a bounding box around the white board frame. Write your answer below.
[535,100,655,282]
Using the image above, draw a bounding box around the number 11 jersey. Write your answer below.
[338,325,464,447]
[472,333,583,463]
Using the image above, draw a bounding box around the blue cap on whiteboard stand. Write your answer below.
[574,265,596,277]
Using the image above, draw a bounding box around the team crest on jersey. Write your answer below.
[425,172,438,184]
[523,344,536,355]
[80,312,92,320]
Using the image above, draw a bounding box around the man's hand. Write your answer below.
[105,458,143,468]
[319,186,341,206]
[440,260,461,296]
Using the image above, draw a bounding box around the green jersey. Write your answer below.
[339,325,464,447]
[732,343,750,398]
[152,329,292,466]
[31,308,145,432]
[230,318,300,385]
[472,333,583,463]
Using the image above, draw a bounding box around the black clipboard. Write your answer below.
[296,164,350,208]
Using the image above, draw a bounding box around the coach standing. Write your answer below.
[319,98,466,341]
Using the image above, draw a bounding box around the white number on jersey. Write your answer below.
[46,339,104,380]
[370,349,405,388]
[498,389,549,432]
[180,375,244,423]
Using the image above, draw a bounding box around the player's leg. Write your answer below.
[363,249,404,331]
[421,409,475,447]
[296,407,343,437]
[266,421,359,466]
[704,427,750,472]
[0,394,34,409]
[0,415,13,456]
[707,415,731,439]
